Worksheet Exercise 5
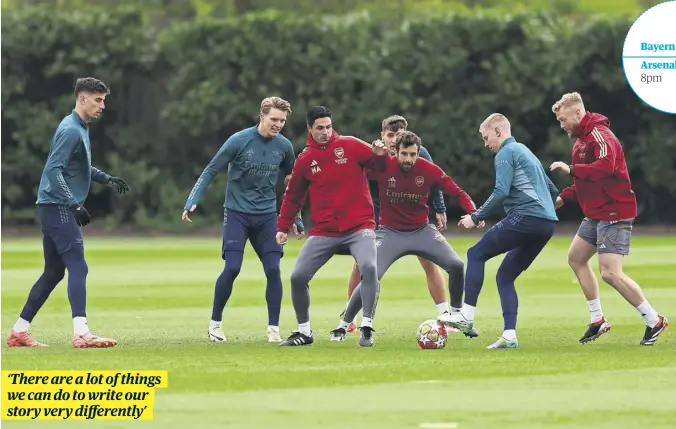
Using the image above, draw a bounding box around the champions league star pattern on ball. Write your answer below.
[417,319,448,350]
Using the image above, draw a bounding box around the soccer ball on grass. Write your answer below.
[416,319,448,349]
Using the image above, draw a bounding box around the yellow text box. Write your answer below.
[2,370,168,421]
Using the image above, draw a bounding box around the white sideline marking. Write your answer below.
[419,423,458,429]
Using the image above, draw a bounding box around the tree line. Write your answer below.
[2,7,674,231]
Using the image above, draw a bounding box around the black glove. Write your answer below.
[70,205,91,227]
[109,177,129,195]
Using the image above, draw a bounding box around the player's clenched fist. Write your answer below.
[276,232,288,245]
[549,161,570,175]
[372,139,387,156]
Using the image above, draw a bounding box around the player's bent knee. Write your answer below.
[599,254,624,286]
[44,266,66,284]
[290,269,309,288]
[495,263,518,285]
[599,266,621,286]
[450,258,464,273]
[225,266,241,278]
[358,261,377,279]
[567,251,590,270]
[223,264,241,280]
[450,252,464,267]
[467,244,487,262]
[62,248,88,278]
[263,264,281,280]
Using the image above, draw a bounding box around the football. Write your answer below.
[416,319,448,349]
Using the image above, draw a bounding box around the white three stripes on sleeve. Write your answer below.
[591,128,607,158]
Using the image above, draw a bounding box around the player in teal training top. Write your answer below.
[182,97,304,343]
[7,77,129,349]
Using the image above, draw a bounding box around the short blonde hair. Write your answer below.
[479,113,510,133]
[552,92,584,113]
[260,96,291,115]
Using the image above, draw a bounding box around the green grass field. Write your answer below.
[2,234,675,429]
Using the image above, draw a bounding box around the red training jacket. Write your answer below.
[559,112,637,221]
[371,154,476,230]
[277,130,376,237]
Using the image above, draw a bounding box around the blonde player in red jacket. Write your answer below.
[550,92,668,346]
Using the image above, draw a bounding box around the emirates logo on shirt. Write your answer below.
[415,176,424,187]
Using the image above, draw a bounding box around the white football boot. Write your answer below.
[267,326,283,343]
[208,321,226,342]
[437,311,474,332]
[486,337,519,349]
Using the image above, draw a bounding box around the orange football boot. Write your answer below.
[6,330,49,347]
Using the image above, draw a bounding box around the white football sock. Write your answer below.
[502,329,517,341]
[461,303,476,321]
[209,320,221,328]
[267,325,278,331]
[587,298,604,323]
[298,322,311,336]
[436,302,450,315]
[73,317,89,336]
[13,318,30,333]
[636,301,659,328]
[450,306,461,315]
[361,317,373,328]
[338,320,349,330]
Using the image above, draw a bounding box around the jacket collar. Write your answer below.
[306,129,340,149]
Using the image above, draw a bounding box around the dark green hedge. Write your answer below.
[2,8,674,231]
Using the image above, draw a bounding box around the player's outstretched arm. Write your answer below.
[91,167,130,195]
[551,132,616,182]
[470,151,515,225]
[44,127,81,208]
[90,166,111,184]
[182,135,239,221]
[569,136,617,181]
[354,137,379,167]
[364,139,390,175]
[558,184,577,208]
[432,166,477,215]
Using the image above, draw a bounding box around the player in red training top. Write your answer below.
[276,106,379,347]
[550,92,668,346]
[330,131,483,343]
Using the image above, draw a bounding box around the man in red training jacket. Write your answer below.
[276,106,379,347]
[550,91,668,346]
[330,131,482,345]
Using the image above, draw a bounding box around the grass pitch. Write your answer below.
[2,234,675,429]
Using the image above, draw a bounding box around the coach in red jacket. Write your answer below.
[550,92,668,346]
[276,106,379,347]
